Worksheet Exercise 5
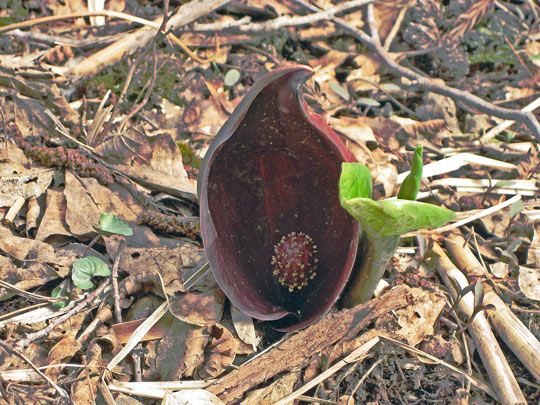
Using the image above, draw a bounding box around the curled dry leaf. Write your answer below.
[518,266,540,300]
[118,246,186,296]
[396,288,446,347]
[45,334,82,380]
[169,291,225,327]
[157,320,208,380]
[231,304,259,351]
[197,324,236,379]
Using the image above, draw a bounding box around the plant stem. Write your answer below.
[343,235,400,307]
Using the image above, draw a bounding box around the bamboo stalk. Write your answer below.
[445,232,540,383]
[429,242,527,404]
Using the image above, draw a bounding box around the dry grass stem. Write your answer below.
[444,233,540,383]
[430,243,527,404]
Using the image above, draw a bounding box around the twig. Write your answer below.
[106,300,169,373]
[118,42,160,133]
[444,233,540,383]
[0,340,71,403]
[196,0,374,33]
[383,6,408,51]
[274,337,380,405]
[191,15,251,31]
[0,279,66,303]
[294,0,540,141]
[0,301,51,322]
[379,335,496,398]
[430,194,521,234]
[66,0,231,79]
[0,10,161,35]
[7,28,124,48]
[480,95,540,143]
[17,280,110,349]
[429,242,527,403]
[131,344,143,383]
[111,240,125,324]
[347,357,384,405]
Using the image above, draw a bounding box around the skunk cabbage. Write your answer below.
[198,65,361,331]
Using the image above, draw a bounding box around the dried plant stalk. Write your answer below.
[444,232,540,383]
[429,242,527,404]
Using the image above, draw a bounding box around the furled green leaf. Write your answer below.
[398,145,423,200]
[342,198,456,237]
[339,163,372,207]
[72,257,111,290]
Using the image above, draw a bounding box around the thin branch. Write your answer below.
[0,10,161,35]
[0,340,72,403]
[111,240,126,324]
[66,0,231,79]
[17,280,110,348]
[191,0,374,33]
[190,15,251,31]
[293,0,540,141]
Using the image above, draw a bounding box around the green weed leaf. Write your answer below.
[51,282,71,309]
[330,82,349,101]
[72,257,111,290]
[97,213,133,236]
[224,69,240,86]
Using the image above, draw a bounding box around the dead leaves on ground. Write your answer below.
[0,0,540,403]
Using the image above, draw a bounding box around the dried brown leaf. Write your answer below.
[118,246,185,295]
[45,333,81,379]
[197,324,236,379]
[169,290,225,327]
[156,319,208,380]
[518,266,540,300]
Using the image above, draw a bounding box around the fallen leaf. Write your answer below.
[231,304,259,351]
[241,372,298,405]
[46,333,82,379]
[518,266,540,300]
[197,324,236,379]
[156,319,208,380]
[169,290,225,326]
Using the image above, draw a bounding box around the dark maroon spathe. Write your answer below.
[198,65,361,331]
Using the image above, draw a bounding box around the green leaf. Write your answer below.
[398,145,423,200]
[339,163,372,207]
[51,282,71,309]
[381,83,401,92]
[342,198,456,237]
[72,257,111,290]
[509,199,523,218]
[98,213,133,236]
[356,97,380,107]
[330,82,349,101]
[224,69,240,86]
